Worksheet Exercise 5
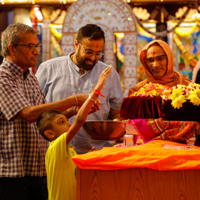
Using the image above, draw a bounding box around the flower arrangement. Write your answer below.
[130,83,200,109]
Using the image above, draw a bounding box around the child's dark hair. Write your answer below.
[37,110,63,141]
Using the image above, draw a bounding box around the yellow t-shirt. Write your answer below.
[45,132,77,200]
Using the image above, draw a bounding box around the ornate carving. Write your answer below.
[62,0,138,95]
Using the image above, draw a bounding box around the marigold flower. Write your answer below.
[130,83,200,109]
[170,88,183,100]
[171,95,186,109]
[188,95,200,106]
[189,89,200,98]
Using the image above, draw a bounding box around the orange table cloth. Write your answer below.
[72,140,200,171]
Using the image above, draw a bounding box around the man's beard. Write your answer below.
[76,54,97,71]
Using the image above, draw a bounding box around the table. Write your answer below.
[73,140,200,200]
[76,167,200,200]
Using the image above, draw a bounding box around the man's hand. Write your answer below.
[89,147,97,152]
[89,99,101,114]
[110,108,121,121]
[76,94,89,107]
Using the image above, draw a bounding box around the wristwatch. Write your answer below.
[73,106,77,114]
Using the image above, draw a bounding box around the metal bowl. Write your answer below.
[83,120,126,140]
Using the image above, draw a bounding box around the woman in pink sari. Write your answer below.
[129,40,191,96]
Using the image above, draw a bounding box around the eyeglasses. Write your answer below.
[145,55,167,64]
[13,43,42,52]
[79,43,104,58]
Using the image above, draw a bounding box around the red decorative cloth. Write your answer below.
[120,96,200,123]
[163,100,200,122]
[120,96,165,120]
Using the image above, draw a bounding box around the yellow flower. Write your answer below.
[177,84,187,89]
[189,88,200,98]
[131,83,200,108]
[161,88,172,99]
[148,90,158,96]
[170,87,183,100]
[188,83,200,90]
[188,95,200,106]
[171,95,186,109]
[135,88,146,96]
[187,83,194,88]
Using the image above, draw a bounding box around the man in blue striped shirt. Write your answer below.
[36,24,124,154]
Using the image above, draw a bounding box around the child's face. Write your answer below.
[51,114,71,138]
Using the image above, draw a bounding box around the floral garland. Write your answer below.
[131,83,171,97]
[131,83,200,109]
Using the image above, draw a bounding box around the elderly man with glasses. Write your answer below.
[0,23,91,200]
[36,24,124,154]
[128,39,191,96]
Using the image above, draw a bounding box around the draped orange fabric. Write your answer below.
[72,140,200,171]
[129,40,191,96]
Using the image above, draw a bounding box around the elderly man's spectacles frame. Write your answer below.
[13,43,42,52]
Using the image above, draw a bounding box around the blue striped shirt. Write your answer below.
[36,55,123,154]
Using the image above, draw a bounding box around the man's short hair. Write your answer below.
[37,110,62,141]
[1,23,36,57]
[76,24,105,42]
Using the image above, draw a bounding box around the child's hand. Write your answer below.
[94,65,112,91]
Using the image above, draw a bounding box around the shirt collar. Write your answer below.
[69,53,80,72]
[3,58,30,80]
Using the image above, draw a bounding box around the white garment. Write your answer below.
[36,55,124,154]
[192,60,200,83]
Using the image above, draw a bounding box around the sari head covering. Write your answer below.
[128,40,190,96]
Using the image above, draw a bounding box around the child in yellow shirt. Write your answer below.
[37,66,112,200]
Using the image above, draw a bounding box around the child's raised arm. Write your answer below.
[66,65,112,144]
